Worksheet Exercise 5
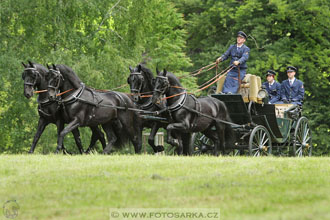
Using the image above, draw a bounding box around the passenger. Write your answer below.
[262,70,281,104]
[279,66,304,105]
[216,31,250,94]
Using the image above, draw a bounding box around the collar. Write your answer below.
[269,80,275,86]
[289,78,296,83]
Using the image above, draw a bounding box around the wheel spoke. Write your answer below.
[296,147,302,157]
[262,138,269,147]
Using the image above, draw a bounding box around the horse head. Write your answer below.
[21,61,43,99]
[152,69,169,104]
[47,64,64,101]
[127,64,144,102]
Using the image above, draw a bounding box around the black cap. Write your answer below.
[287,66,297,72]
[237,31,247,40]
[266,70,276,76]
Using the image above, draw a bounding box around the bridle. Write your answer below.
[128,72,145,94]
[23,67,42,87]
[154,75,169,95]
[48,69,64,95]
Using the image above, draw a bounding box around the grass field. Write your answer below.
[1,155,329,220]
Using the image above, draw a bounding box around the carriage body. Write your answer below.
[192,74,312,157]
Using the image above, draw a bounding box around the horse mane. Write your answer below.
[137,64,154,89]
[165,71,182,87]
[56,64,82,89]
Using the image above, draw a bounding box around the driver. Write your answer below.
[216,31,250,94]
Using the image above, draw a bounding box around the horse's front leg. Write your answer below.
[29,117,49,154]
[148,122,164,153]
[55,118,80,154]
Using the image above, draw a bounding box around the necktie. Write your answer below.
[289,80,292,86]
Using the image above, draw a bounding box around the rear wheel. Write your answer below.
[249,125,272,156]
[293,117,312,157]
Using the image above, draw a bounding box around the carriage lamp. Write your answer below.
[257,89,269,104]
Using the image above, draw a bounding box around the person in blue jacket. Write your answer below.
[280,66,304,105]
[216,31,250,94]
[262,70,281,104]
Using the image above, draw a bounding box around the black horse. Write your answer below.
[46,64,142,154]
[151,69,233,156]
[128,64,180,153]
[22,61,106,154]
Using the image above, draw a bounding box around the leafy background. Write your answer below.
[1,0,329,154]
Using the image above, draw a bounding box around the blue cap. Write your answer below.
[266,70,276,76]
[287,66,297,72]
[237,31,247,40]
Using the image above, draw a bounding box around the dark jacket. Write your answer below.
[262,81,281,104]
[281,78,304,104]
[220,44,250,69]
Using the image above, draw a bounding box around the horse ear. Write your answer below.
[163,69,167,76]
[22,62,27,68]
[28,60,34,67]
[52,64,56,70]
[129,66,134,73]
[137,64,142,72]
[46,64,50,69]
[156,68,160,75]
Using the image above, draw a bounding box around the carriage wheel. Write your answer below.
[249,125,272,156]
[189,132,214,155]
[293,117,312,157]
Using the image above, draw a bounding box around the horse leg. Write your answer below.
[203,128,220,156]
[215,122,226,155]
[102,123,117,154]
[55,118,80,154]
[85,126,106,153]
[148,122,163,153]
[71,128,84,154]
[181,133,192,156]
[29,117,49,153]
[55,119,69,154]
[131,126,142,154]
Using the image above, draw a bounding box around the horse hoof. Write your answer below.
[28,151,34,154]
[156,145,165,152]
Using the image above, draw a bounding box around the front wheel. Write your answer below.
[293,117,312,157]
[249,125,272,156]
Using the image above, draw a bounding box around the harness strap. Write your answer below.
[181,105,241,127]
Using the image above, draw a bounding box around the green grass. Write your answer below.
[0,155,329,220]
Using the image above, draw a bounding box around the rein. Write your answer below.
[56,88,74,97]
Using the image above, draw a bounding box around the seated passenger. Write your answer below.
[279,66,304,105]
[262,70,281,104]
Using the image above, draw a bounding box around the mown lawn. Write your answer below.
[0,155,329,220]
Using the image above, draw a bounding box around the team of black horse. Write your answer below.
[22,61,233,155]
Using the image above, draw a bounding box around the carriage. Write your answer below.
[190,73,312,157]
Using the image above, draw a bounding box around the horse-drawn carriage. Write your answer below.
[191,73,312,157]
[22,61,311,157]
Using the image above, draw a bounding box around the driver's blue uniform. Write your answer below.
[220,44,250,93]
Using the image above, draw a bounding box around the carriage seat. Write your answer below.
[216,73,262,103]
